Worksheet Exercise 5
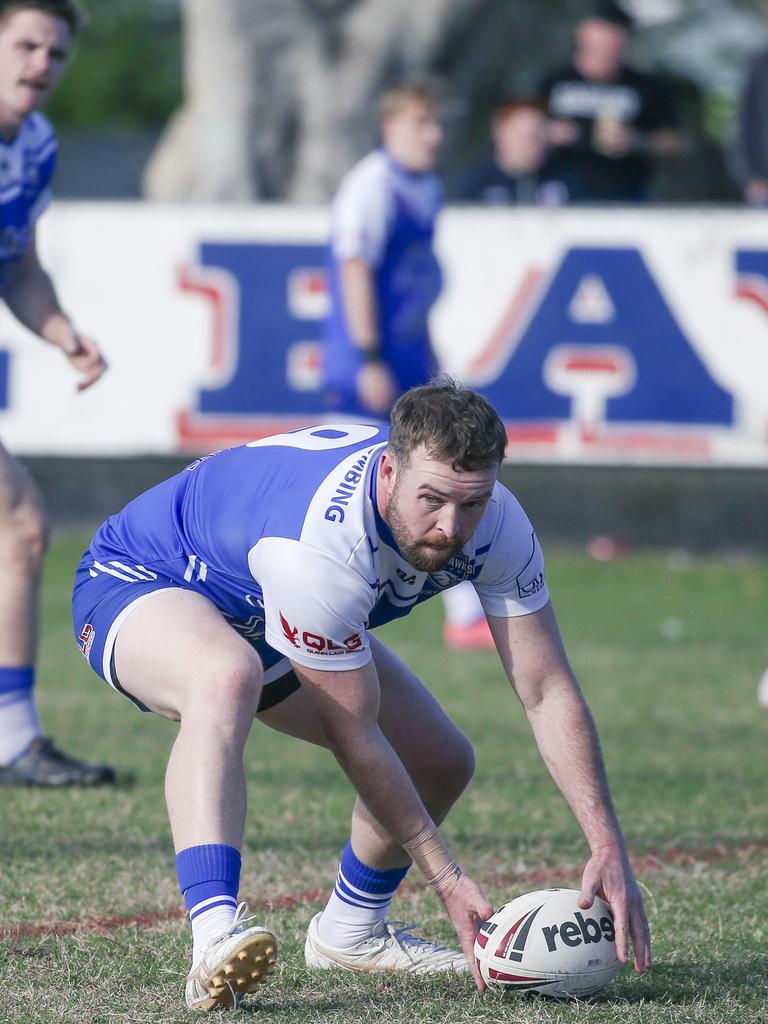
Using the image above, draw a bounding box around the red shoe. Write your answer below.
[443,618,496,651]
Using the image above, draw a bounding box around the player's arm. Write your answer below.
[339,257,380,358]
[289,657,493,989]
[3,230,107,390]
[339,257,395,414]
[488,602,652,974]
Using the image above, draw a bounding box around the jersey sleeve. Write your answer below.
[331,155,395,266]
[27,114,57,224]
[473,485,550,618]
[248,536,374,671]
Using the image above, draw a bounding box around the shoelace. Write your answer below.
[214,901,258,942]
[379,921,449,964]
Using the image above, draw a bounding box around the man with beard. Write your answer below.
[72,378,651,1011]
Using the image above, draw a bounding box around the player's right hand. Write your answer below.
[439,872,494,992]
[357,361,396,415]
[53,321,108,391]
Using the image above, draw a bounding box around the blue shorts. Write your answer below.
[72,552,300,714]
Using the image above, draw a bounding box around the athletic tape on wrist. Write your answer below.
[402,824,463,896]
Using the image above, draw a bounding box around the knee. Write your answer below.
[422,728,475,805]
[442,730,476,797]
[189,648,264,721]
[0,493,48,569]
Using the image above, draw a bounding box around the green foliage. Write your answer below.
[2,535,767,1021]
[44,0,182,130]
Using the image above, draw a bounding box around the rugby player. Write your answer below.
[72,378,651,1009]
[0,0,111,785]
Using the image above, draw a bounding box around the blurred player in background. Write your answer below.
[324,79,494,650]
[72,377,651,1011]
[0,0,112,785]
[454,98,568,206]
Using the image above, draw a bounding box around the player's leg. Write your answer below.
[256,634,474,970]
[0,442,113,785]
[442,580,495,651]
[111,589,277,1007]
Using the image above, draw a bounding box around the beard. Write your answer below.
[385,486,465,573]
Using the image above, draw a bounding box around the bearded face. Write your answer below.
[386,473,466,572]
[379,447,498,573]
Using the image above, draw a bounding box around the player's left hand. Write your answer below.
[577,845,652,975]
[58,326,108,391]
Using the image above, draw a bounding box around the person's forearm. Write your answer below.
[325,718,460,888]
[340,259,380,354]
[4,261,70,345]
[526,678,625,852]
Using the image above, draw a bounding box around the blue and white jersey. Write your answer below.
[324,150,444,402]
[0,113,57,292]
[84,424,549,675]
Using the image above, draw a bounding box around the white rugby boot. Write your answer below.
[185,902,277,1011]
[304,913,468,974]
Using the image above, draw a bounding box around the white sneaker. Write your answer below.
[758,667,768,709]
[185,902,277,1011]
[304,913,468,974]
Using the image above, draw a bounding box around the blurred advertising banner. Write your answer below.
[0,202,766,465]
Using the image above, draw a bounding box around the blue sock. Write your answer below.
[318,842,410,948]
[0,667,41,765]
[176,844,241,962]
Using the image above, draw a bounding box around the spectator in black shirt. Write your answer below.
[454,99,569,205]
[539,0,684,201]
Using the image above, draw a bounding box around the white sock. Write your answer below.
[442,580,485,626]
[319,886,392,948]
[318,845,408,948]
[0,689,42,765]
[189,896,238,964]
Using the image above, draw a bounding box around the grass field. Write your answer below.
[2,532,767,1023]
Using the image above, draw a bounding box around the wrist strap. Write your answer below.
[403,823,463,896]
[359,348,383,365]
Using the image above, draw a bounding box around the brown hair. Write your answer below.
[388,376,507,471]
[0,0,84,34]
[378,78,442,124]
[493,98,547,123]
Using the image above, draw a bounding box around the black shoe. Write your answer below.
[0,737,116,786]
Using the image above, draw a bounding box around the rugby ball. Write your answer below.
[474,888,621,998]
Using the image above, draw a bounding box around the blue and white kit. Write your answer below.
[324,150,443,412]
[72,424,549,709]
[0,112,56,292]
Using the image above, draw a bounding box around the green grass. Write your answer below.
[2,534,767,1022]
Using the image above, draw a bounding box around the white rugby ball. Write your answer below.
[474,888,621,998]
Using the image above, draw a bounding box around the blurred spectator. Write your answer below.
[453,99,568,205]
[729,45,768,206]
[323,79,494,651]
[539,0,684,202]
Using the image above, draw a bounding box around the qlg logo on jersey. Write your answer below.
[279,612,363,655]
[78,623,95,660]
[280,612,300,648]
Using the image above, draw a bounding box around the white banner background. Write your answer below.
[0,203,766,463]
